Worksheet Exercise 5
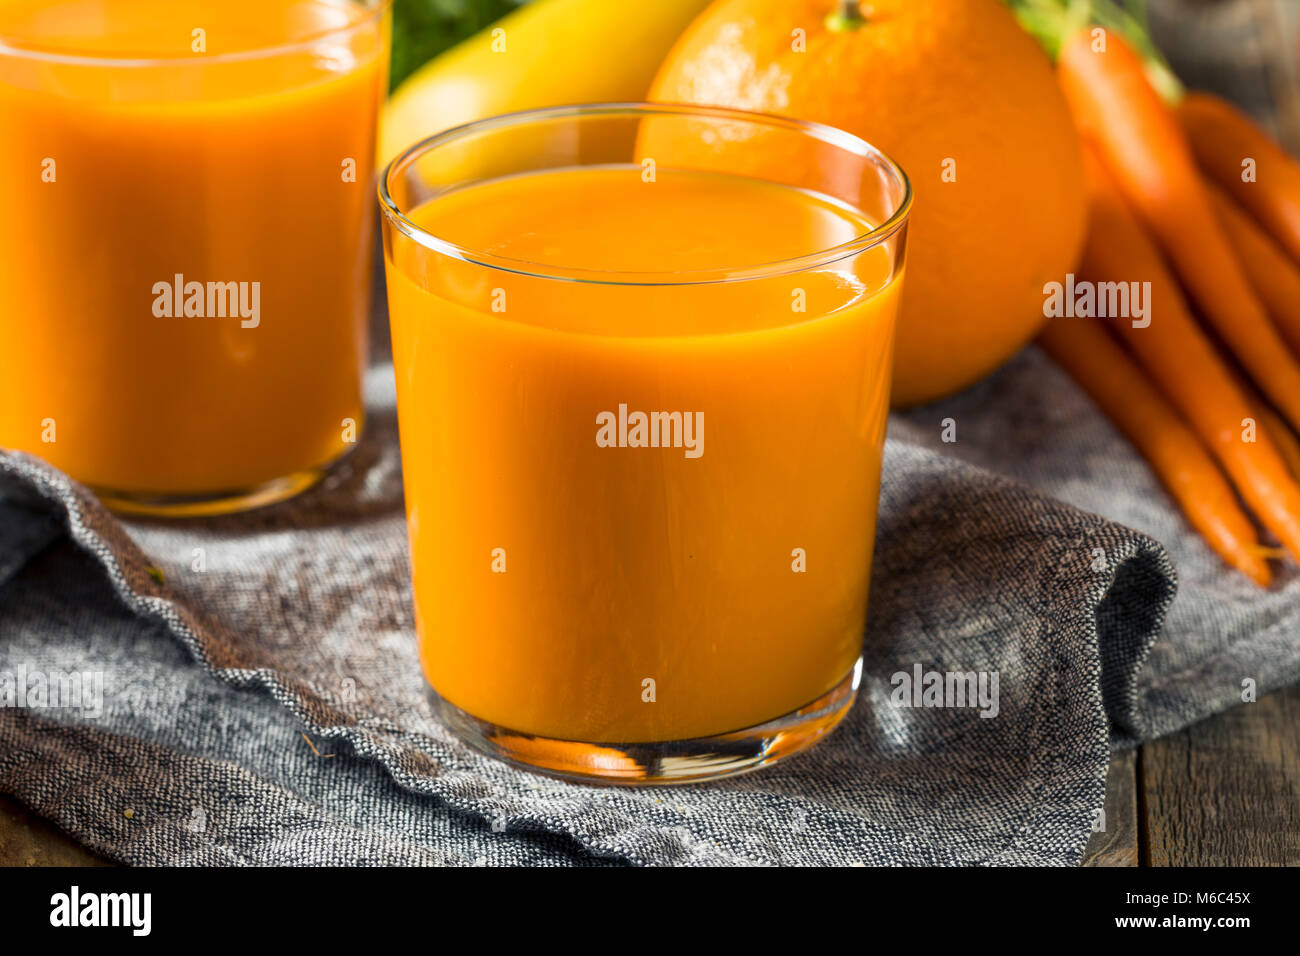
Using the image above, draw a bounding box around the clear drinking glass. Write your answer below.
[380,103,911,783]
[0,0,391,515]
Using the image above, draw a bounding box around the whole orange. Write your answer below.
[649,0,1087,405]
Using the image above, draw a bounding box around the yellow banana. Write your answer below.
[379,0,712,167]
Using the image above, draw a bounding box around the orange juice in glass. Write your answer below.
[0,0,389,514]
[381,104,910,783]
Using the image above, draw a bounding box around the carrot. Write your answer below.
[1078,146,1300,563]
[1217,353,1300,489]
[1179,91,1300,268]
[1038,315,1271,585]
[1057,30,1300,435]
[1206,181,1300,362]
[1258,404,1300,486]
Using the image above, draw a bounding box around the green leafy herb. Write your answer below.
[390,0,530,91]
[1002,0,1182,101]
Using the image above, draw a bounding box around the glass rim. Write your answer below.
[0,0,391,68]
[378,102,913,288]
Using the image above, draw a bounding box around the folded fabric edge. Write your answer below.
[877,440,1178,864]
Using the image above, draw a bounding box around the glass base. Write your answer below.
[92,447,354,518]
[428,657,861,786]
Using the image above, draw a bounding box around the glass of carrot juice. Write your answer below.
[380,104,911,783]
[0,0,390,515]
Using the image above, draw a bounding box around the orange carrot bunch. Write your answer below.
[1009,0,1300,586]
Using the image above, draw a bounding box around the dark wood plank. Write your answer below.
[1142,683,1300,866]
[1083,749,1140,866]
[0,793,113,867]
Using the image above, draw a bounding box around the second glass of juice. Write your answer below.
[381,104,910,783]
[0,0,390,515]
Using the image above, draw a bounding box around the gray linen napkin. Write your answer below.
[6,327,1296,866]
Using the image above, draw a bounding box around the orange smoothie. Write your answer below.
[0,0,389,507]
[385,165,902,743]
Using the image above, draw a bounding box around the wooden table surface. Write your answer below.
[1082,683,1300,867]
[4,682,1297,867]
